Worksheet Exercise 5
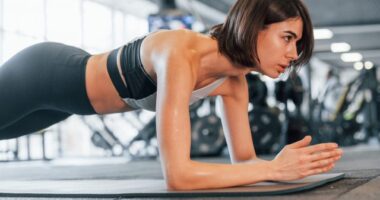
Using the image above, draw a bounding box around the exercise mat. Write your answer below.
[0,173,344,198]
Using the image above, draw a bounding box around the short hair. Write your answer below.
[209,0,314,70]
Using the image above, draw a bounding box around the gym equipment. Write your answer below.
[275,73,308,144]
[286,114,309,144]
[275,74,304,106]
[0,130,49,161]
[246,73,268,106]
[246,73,284,154]
[0,139,18,161]
[125,117,159,159]
[312,67,379,146]
[316,84,364,145]
[0,173,344,198]
[128,98,226,158]
[82,116,126,156]
[288,75,305,106]
[190,98,226,157]
[248,106,283,155]
[190,115,225,157]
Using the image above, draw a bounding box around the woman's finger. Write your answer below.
[303,163,335,177]
[307,149,343,162]
[302,143,338,154]
[287,135,312,149]
[307,157,336,169]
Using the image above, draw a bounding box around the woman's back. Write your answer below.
[85,29,221,114]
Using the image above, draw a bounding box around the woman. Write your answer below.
[0,0,342,190]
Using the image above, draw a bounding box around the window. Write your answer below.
[3,0,45,37]
[0,0,156,158]
[113,10,125,47]
[83,0,112,53]
[0,31,3,64]
[125,14,149,42]
[0,0,3,64]
[2,0,44,61]
[0,0,3,29]
[3,31,42,61]
[46,0,82,46]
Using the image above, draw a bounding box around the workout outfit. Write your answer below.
[0,36,225,140]
[0,42,95,139]
[107,36,227,111]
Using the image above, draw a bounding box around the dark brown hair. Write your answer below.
[209,0,314,69]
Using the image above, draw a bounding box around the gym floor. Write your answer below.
[0,142,379,200]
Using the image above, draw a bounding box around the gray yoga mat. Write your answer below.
[0,173,344,198]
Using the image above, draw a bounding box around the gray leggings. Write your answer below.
[0,42,96,140]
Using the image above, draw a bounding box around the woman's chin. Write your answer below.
[264,71,281,79]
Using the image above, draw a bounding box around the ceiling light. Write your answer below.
[341,52,363,62]
[364,61,374,70]
[331,42,351,53]
[353,62,363,71]
[314,29,333,40]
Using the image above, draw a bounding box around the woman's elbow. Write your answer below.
[164,167,195,190]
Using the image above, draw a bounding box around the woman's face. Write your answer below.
[256,17,303,78]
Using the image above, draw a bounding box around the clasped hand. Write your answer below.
[270,135,343,181]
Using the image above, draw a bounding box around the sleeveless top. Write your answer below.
[106,35,226,112]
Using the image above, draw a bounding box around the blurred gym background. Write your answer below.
[1,0,380,162]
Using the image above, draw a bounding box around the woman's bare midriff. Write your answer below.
[85,53,136,114]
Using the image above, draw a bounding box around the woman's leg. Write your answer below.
[0,110,71,140]
[0,43,52,138]
[0,42,94,140]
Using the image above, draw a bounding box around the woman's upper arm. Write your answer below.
[219,76,256,162]
[154,49,197,180]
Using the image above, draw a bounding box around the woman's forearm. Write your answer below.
[166,159,273,190]
[166,137,343,190]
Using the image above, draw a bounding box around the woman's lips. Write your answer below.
[278,64,287,73]
[279,64,289,68]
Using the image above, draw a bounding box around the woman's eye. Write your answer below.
[284,36,292,42]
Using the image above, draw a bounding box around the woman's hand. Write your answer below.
[269,135,343,181]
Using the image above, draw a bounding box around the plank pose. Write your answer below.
[0,0,342,190]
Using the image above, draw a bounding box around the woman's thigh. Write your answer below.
[0,43,51,130]
[0,110,71,140]
[0,42,95,130]
[0,42,94,139]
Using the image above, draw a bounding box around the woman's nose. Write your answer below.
[287,43,299,61]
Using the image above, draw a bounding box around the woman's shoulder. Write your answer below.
[141,30,203,81]
[148,29,198,41]
[142,29,209,70]
[144,29,210,52]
